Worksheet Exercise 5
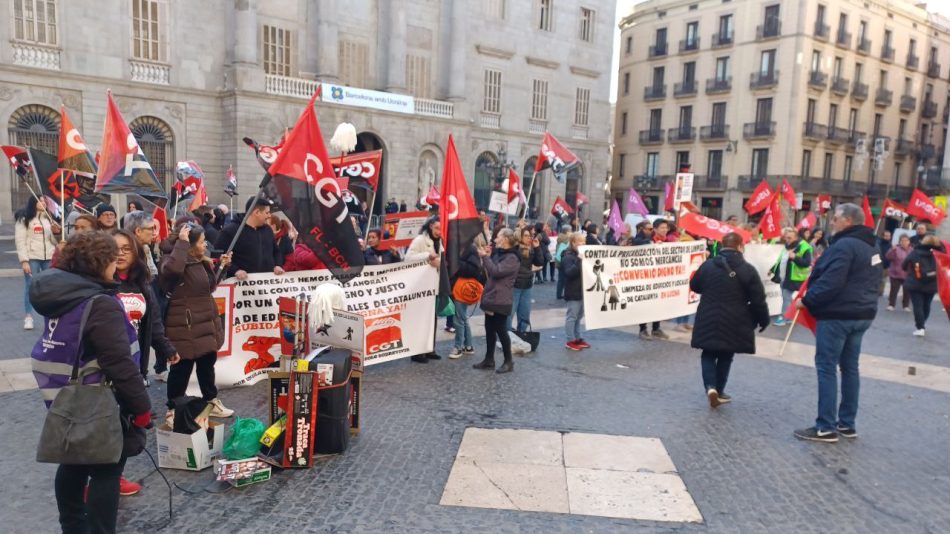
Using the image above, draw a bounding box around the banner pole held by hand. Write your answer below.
[521,170,538,221]
[779,308,800,357]
[216,173,272,281]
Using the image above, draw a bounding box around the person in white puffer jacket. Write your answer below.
[15,196,60,330]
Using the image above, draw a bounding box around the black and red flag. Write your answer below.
[551,196,574,219]
[243,134,286,172]
[58,107,97,178]
[332,149,382,192]
[534,132,579,181]
[439,135,483,280]
[97,91,166,198]
[264,91,364,284]
[28,148,79,202]
[2,145,32,179]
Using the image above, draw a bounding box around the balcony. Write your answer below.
[265,74,319,98]
[808,70,828,90]
[700,124,730,141]
[571,126,589,140]
[11,42,61,71]
[831,76,850,96]
[415,98,455,119]
[906,53,920,70]
[692,175,728,190]
[638,129,665,145]
[803,122,828,142]
[644,84,666,101]
[705,77,732,94]
[836,29,852,49]
[856,37,871,55]
[900,95,917,113]
[750,70,779,89]
[679,38,700,54]
[479,113,500,129]
[922,100,938,119]
[130,60,170,85]
[756,18,781,40]
[881,44,895,63]
[634,175,670,190]
[826,127,849,145]
[738,175,769,191]
[895,138,917,157]
[851,81,868,101]
[928,61,941,78]
[674,80,698,97]
[875,88,893,106]
[711,31,733,48]
[845,130,866,150]
[668,127,697,143]
[919,143,936,160]
[649,43,668,58]
[743,121,776,140]
[871,136,891,152]
[528,119,547,134]
[814,21,830,41]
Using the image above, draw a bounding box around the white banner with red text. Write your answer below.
[211,260,438,387]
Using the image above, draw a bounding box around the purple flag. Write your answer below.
[607,200,625,236]
[626,187,649,217]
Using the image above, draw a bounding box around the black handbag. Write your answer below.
[36,297,124,465]
[512,324,541,352]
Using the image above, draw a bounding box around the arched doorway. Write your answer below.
[523,157,541,218]
[130,116,175,189]
[353,132,385,224]
[7,104,61,210]
[473,151,498,211]
[566,163,585,212]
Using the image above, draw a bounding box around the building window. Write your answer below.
[845,155,854,182]
[760,49,776,76]
[646,152,659,177]
[483,69,502,113]
[751,148,769,178]
[618,153,626,177]
[711,102,726,128]
[131,0,167,62]
[625,36,632,55]
[649,109,662,132]
[406,55,432,98]
[538,0,553,31]
[678,106,692,129]
[620,111,628,136]
[623,71,630,95]
[676,151,690,170]
[715,57,729,81]
[262,25,292,76]
[579,7,595,42]
[893,162,901,187]
[801,150,812,177]
[707,150,723,179]
[685,21,698,47]
[822,152,833,179]
[574,87,590,126]
[531,79,549,121]
[339,39,369,87]
[129,115,174,188]
[486,0,505,19]
[13,0,57,45]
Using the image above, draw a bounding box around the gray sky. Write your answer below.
[609,0,950,103]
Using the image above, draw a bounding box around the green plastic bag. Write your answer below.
[222,417,266,460]
[437,296,455,317]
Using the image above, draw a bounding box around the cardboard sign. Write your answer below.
[379,211,429,249]
[488,190,519,215]
[310,308,365,353]
[156,422,225,471]
[673,173,694,209]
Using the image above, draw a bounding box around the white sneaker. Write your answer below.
[208,398,234,418]
[903,307,912,313]
[164,409,175,428]
[155,371,168,382]
[886,305,895,311]
[23,316,33,330]
[913,329,925,337]
[448,347,464,360]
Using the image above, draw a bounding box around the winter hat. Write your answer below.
[96,204,116,217]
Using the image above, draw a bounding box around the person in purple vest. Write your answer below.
[29,231,151,534]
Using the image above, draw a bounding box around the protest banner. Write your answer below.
[579,242,707,330]
[488,190,518,215]
[379,210,428,249]
[211,260,438,387]
[673,173,694,209]
[742,243,785,316]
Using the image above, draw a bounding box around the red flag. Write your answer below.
[906,188,946,225]
[744,180,774,214]
[881,199,908,224]
[507,168,525,205]
[551,196,574,219]
[267,94,334,185]
[816,194,832,215]
[663,181,674,212]
[224,165,238,197]
[439,135,483,280]
[152,206,169,241]
[796,212,817,230]
[780,178,797,208]
[576,191,589,208]
[189,182,208,212]
[935,251,950,321]
[424,185,441,206]
[861,196,874,228]
[331,150,382,192]
[57,107,97,177]
[97,91,165,197]
[535,132,579,179]
[784,278,817,335]
[678,212,751,243]
[758,193,782,240]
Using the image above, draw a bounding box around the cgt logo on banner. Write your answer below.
[211,260,438,387]
[579,242,708,330]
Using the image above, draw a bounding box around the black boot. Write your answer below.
[411,354,428,363]
[473,359,494,370]
[426,352,442,360]
[495,361,514,374]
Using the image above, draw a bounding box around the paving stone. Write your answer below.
[562,433,677,474]
[456,428,563,467]
[440,458,569,514]
[566,468,703,523]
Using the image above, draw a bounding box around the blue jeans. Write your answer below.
[565,300,584,341]
[814,319,872,432]
[454,301,473,349]
[674,313,694,325]
[556,270,565,299]
[506,287,532,331]
[24,259,51,314]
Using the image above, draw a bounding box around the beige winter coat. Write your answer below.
[15,216,57,263]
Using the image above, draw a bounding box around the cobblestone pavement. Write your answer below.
[1,238,948,532]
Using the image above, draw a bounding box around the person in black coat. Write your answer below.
[214,196,284,280]
[690,233,769,407]
[507,228,546,332]
[561,232,588,350]
[902,235,941,336]
[363,229,402,265]
[448,239,487,358]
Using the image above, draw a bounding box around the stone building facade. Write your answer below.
[613,0,950,221]
[0,0,614,222]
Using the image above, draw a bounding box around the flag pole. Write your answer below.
[59,171,66,242]
[215,174,272,281]
[779,309,800,357]
[363,187,377,241]
[521,170,538,222]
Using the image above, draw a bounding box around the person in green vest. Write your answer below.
[771,227,814,326]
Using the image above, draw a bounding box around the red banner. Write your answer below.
[332,150,382,192]
[906,188,946,225]
[816,194,832,214]
[744,181,773,214]
[678,213,751,244]
[935,251,950,321]
[796,212,817,230]
[861,196,874,228]
[784,278,817,335]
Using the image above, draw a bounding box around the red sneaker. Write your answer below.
[565,341,581,351]
[576,339,591,349]
[119,478,141,496]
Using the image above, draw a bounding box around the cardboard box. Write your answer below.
[285,371,318,468]
[269,372,291,424]
[214,458,272,488]
[156,422,225,471]
[350,371,362,435]
[232,467,272,488]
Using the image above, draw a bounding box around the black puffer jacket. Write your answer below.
[514,245,545,289]
[560,247,583,301]
[690,249,770,354]
[802,225,882,321]
[454,245,486,285]
[214,214,282,277]
[902,244,939,293]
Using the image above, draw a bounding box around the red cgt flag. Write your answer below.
[881,198,908,222]
[152,206,169,241]
[331,149,382,192]
[744,180,774,214]
[758,193,782,240]
[796,212,817,230]
[784,277,817,335]
[507,167,526,205]
[861,196,874,228]
[906,188,946,226]
[551,196,574,219]
[780,178,798,208]
[58,107,97,177]
[678,212,751,243]
[97,91,165,197]
[189,181,208,212]
[816,194,832,215]
[535,132,579,180]
[934,251,950,321]
[439,135,483,280]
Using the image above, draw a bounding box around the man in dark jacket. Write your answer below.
[631,220,668,340]
[690,233,769,407]
[214,196,284,280]
[561,232,589,351]
[795,203,882,443]
[909,222,930,246]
